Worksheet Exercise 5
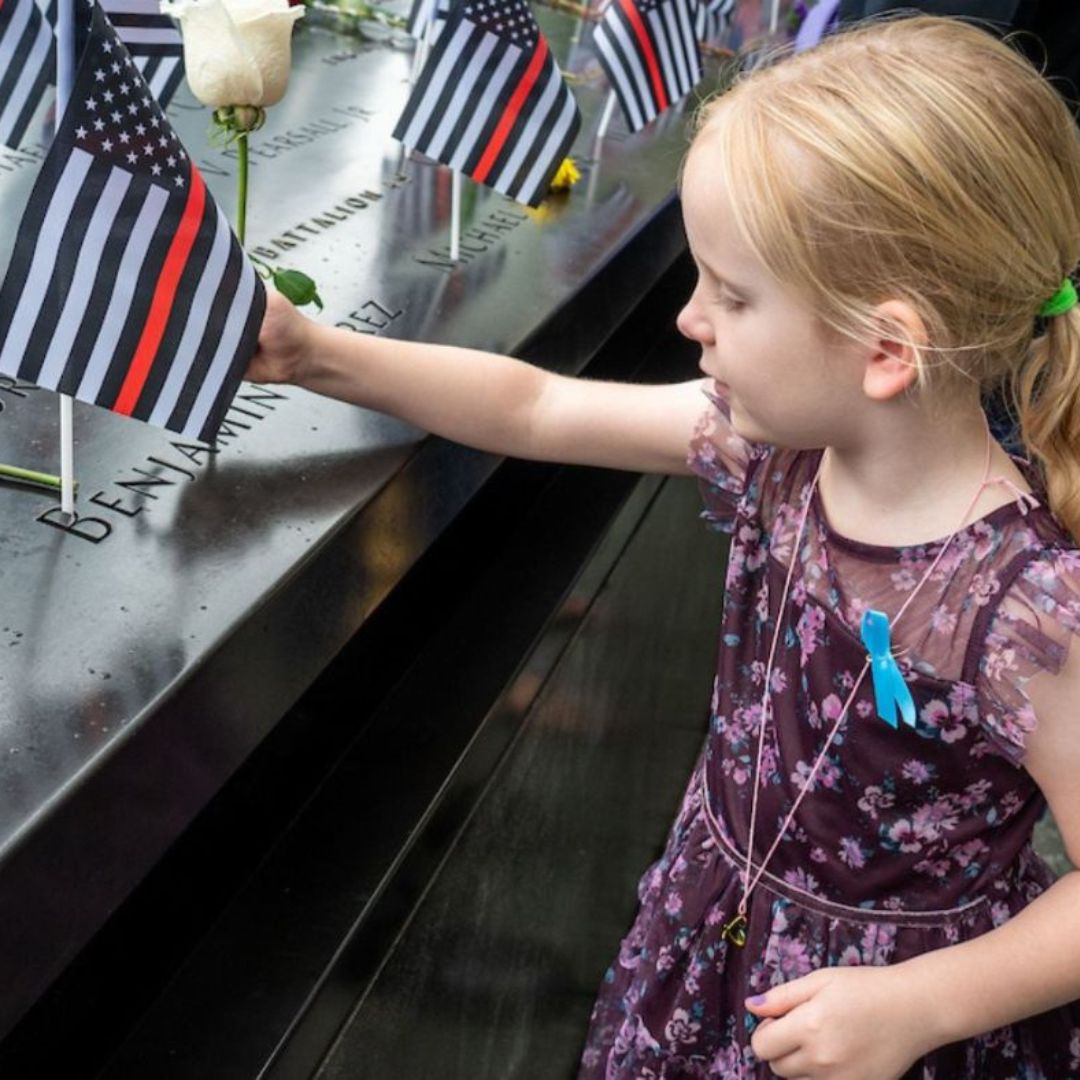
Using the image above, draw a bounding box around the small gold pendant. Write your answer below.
[721,913,748,947]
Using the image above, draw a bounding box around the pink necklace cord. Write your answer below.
[731,427,1031,922]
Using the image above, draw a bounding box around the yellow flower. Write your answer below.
[549,157,581,193]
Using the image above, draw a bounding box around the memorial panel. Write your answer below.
[0,5,709,1043]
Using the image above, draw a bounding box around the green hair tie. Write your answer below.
[1039,278,1078,317]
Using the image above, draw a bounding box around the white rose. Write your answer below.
[162,0,304,108]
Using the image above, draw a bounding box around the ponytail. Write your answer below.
[1015,306,1080,542]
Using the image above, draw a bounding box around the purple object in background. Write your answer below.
[795,0,840,49]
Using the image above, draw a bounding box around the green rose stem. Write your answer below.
[213,105,263,243]
[237,131,248,247]
[213,106,322,310]
[0,462,65,492]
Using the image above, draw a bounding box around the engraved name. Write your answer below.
[192,106,376,178]
[248,173,410,260]
[336,298,404,335]
[0,143,47,174]
[36,385,289,544]
[0,377,44,411]
[413,205,529,273]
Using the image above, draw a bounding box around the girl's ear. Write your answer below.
[862,299,925,402]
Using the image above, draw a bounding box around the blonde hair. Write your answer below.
[695,15,1080,539]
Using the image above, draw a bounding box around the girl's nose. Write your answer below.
[676,295,713,345]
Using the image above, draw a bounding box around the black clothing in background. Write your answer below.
[837,2,1080,114]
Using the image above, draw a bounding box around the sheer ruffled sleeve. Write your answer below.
[974,549,1080,766]
[686,383,754,534]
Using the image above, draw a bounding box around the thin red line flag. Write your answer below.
[0,0,265,444]
[393,0,581,208]
[593,0,701,132]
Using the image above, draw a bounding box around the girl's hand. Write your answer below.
[746,966,937,1079]
[248,288,319,386]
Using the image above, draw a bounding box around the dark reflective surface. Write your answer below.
[0,8,707,1042]
[313,476,725,1080]
[80,258,700,1080]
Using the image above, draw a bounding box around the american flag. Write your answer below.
[0,0,54,148]
[406,0,453,42]
[693,0,732,44]
[393,0,581,208]
[0,0,264,443]
[593,0,701,133]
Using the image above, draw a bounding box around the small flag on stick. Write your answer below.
[0,0,54,148]
[593,0,701,132]
[0,0,265,444]
[393,0,581,208]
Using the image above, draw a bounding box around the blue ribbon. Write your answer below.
[859,609,916,730]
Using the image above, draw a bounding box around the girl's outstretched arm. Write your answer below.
[745,641,1080,1080]
[251,289,707,476]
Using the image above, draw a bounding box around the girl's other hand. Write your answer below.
[249,288,318,386]
[746,965,937,1078]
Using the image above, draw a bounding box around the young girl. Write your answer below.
[250,15,1080,1078]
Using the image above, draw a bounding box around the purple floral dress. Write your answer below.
[580,385,1080,1078]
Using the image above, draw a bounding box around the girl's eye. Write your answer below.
[718,294,745,312]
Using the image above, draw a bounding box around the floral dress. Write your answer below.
[579,386,1080,1079]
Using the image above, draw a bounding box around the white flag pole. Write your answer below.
[596,90,617,141]
[769,0,780,34]
[586,140,603,205]
[57,0,76,516]
[60,397,74,512]
[450,170,461,261]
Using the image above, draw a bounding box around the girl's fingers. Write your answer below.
[745,971,824,1017]
[765,1050,811,1078]
[750,1013,802,1063]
